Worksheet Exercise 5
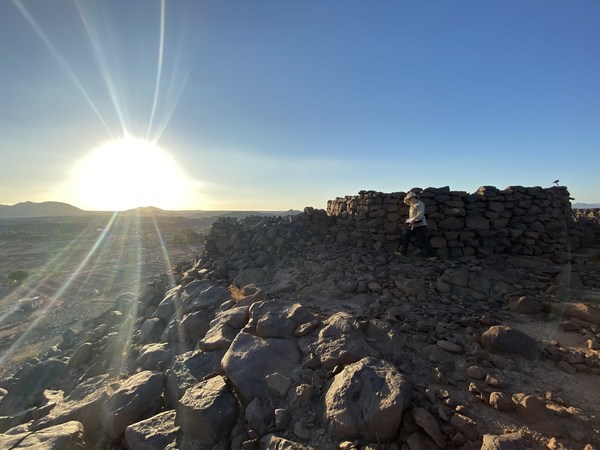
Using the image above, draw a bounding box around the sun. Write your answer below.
[68,137,195,211]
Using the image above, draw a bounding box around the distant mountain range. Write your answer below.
[573,203,600,209]
[0,201,85,219]
[0,201,301,219]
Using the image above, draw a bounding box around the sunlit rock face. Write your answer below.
[324,357,412,441]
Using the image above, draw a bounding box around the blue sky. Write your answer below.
[1,1,598,211]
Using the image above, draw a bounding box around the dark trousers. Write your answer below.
[401,226,435,256]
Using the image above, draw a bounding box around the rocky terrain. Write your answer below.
[0,187,599,450]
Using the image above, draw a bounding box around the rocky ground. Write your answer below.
[0,218,599,449]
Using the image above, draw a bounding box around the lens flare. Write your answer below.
[69,137,195,211]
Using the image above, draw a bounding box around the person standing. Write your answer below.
[397,191,436,258]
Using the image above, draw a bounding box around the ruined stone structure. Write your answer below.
[206,185,581,262]
[1,187,600,449]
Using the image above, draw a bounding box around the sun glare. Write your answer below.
[68,137,195,211]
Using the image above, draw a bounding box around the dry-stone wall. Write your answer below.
[327,186,577,260]
[205,186,580,262]
[203,209,334,261]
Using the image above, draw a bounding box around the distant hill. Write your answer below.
[188,209,302,220]
[124,207,302,220]
[0,201,85,219]
[121,206,175,216]
[0,201,302,220]
[573,203,600,209]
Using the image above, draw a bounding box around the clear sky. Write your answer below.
[1,0,598,211]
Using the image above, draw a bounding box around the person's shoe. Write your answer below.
[426,256,438,261]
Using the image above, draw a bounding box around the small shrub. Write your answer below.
[172,228,204,246]
[7,269,29,285]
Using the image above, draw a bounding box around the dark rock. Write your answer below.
[412,406,446,447]
[222,332,301,404]
[0,359,67,415]
[488,392,514,412]
[165,349,224,408]
[152,287,181,323]
[32,374,110,432]
[480,432,527,449]
[102,370,165,439]
[514,394,564,437]
[245,397,273,435]
[67,342,94,370]
[481,326,539,359]
[125,410,179,450]
[310,312,377,370]
[324,357,412,441]
[509,296,543,314]
[138,343,178,371]
[406,431,438,450]
[259,434,314,449]
[176,375,238,444]
[180,280,231,314]
[180,310,212,343]
[140,318,165,344]
[198,322,239,351]
[256,312,297,339]
[0,420,85,449]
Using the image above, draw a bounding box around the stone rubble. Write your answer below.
[0,187,599,449]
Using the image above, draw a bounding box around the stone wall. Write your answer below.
[204,186,581,262]
[327,185,576,259]
[203,209,334,262]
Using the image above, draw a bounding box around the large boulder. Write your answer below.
[222,332,301,403]
[198,306,249,351]
[32,375,110,432]
[125,410,179,450]
[102,370,165,439]
[140,317,165,344]
[0,420,86,449]
[67,342,95,370]
[249,301,315,339]
[138,343,178,371]
[152,286,182,323]
[179,310,212,342]
[140,318,166,344]
[176,375,238,446]
[180,280,231,314]
[0,359,67,415]
[165,350,224,407]
[310,312,377,370]
[324,357,412,441]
